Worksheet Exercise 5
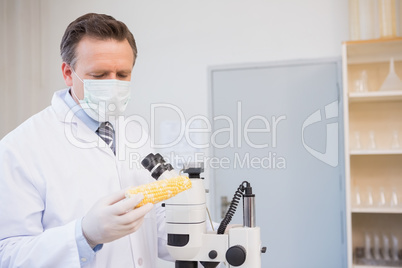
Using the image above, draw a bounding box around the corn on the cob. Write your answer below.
[125,176,192,208]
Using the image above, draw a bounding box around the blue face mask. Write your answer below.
[71,69,131,122]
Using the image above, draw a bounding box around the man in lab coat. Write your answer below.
[0,13,171,267]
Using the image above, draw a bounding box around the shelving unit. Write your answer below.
[342,38,402,268]
[351,208,402,214]
[350,150,402,155]
[354,266,396,268]
[349,91,402,103]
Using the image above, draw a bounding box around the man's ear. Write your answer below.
[61,62,73,86]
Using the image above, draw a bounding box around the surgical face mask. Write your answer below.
[71,69,131,122]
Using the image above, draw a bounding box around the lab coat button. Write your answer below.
[81,257,87,262]
[138,257,143,266]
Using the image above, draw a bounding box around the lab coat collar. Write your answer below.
[63,88,100,133]
[51,88,99,144]
[51,89,118,157]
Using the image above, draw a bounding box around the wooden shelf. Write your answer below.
[352,207,402,214]
[350,150,402,155]
[344,38,402,64]
[354,265,401,268]
[343,37,402,46]
[349,91,402,103]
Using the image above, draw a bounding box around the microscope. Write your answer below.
[141,153,266,268]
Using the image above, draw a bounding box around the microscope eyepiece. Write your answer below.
[154,153,165,163]
[141,153,171,179]
[141,153,158,172]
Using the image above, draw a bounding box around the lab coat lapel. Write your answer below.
[51,88,114,155]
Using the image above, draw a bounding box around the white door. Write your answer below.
[209,59,346,268]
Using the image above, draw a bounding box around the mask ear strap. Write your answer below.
[71,86,82,101]
[70,66,84,101]
[71,67,84,83]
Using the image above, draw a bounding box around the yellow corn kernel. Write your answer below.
[125,176,192,208]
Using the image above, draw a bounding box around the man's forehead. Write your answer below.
[74,36,135,70]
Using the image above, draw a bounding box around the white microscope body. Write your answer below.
[141,154,265,268]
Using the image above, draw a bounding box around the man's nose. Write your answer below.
[107,73,117,79]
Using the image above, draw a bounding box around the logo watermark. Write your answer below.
[301,100,338,167]
[64,100,339,169]
[128,151,286,170]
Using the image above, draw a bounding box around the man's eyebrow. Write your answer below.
[87,69,132,74]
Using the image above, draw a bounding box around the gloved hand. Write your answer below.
[81,188,153,248]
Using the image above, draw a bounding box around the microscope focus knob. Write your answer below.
[226,245,246,266]
[208,250,218,259]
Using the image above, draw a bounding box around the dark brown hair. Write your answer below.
[60,13,137,68]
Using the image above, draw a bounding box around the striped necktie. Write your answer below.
[96,121,115,155]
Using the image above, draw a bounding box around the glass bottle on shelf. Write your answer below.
[354,131,362,150]
[383,234,391,261]
[365,232,373,260]
[390,187,399,208]
[354,71,369,92]
[354,186,362,207]
[391,130,400,149]
[360,70,368,92]
[366,186,374,207]
[392,234,399,262]
[377,187,386,207]
[368,131,376,150]
[373,233,381,260]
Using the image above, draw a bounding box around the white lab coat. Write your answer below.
[0,89,171,268]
